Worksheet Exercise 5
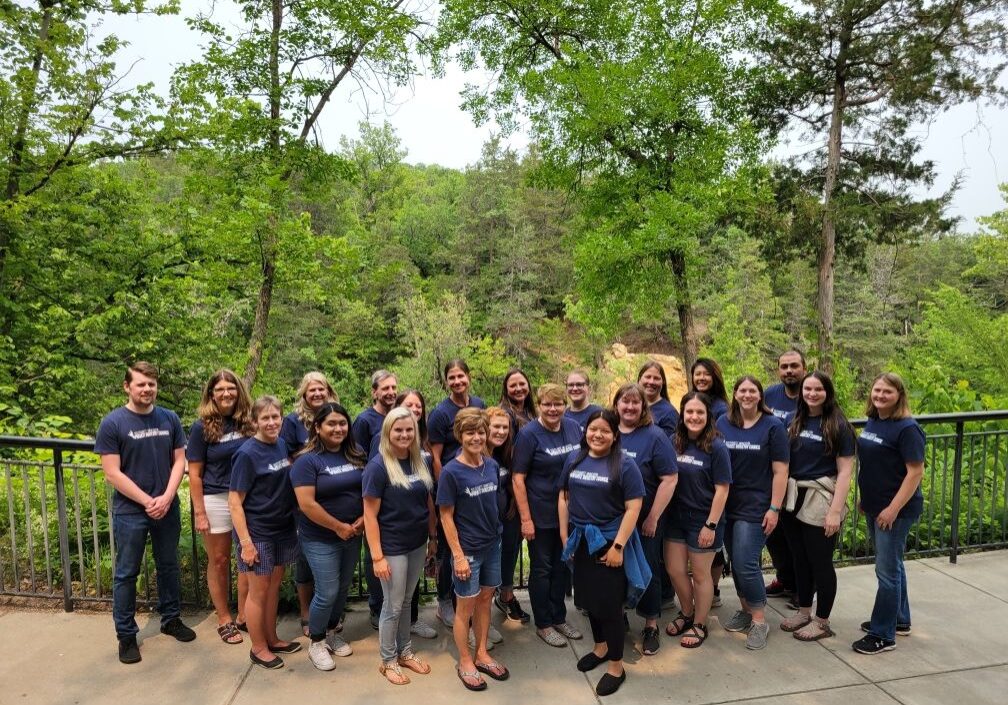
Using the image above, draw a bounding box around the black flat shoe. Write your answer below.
[596,670,626,696]
[250,650,284,669]
[268,641,302,654]
[577,651,608,672]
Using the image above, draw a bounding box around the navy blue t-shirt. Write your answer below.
[564,454,646,526]
[95,406,186,515]
[670,439,732,521]
[710,398,729,420]
[186,418,248,495]
[649,399,680,438]
[289,449,364,543]
[512,418,582,529]
[565,404,603,433]
[764,384,798,421]
[496,461,512,518]
[352,407,386,460]
[790,415,856,481]
[436,457,502,554]
[428,395,486,465]
[229,438,296,541]
[621,425,678,521]
[717,414,790,522]
[362,456,431,556]
[857,417,925,519]
[280,412,309,455]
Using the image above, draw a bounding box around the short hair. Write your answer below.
[777,349,807,367]
[371,369,396,390]
[251,395,283,419]
[865,372,913,420]
[453,407,489,444]
[125,361,158,384]
[536,382,567,406]
[565,369,591,386]
[611,383,652,429]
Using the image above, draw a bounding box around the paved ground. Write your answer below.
[2,551,1006,705]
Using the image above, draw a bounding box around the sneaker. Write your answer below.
[118,636,141,664]
[309,639,336,671]
[160,617,196,642]
[641,627,660,656]
[369,612,380,630]
[746,622,770,650]
[537,627,568,647]
[436,600,456,628]
[765,579,790,598]
[410,619,437,639]
[325,630,353,657]
[711,590,722,608]
[495,593,531,624]
[332,616,344,634]
[852,634,896,654]
[488,624,504,644]
[861,620,911,636]
[468,628,497,650]
[722,609,753,633]
[554,622,583,640]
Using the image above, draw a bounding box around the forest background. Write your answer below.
[2,0,1008,439]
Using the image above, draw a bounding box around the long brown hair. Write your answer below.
[726,375,772,428]
[675,391,718,454]
[789,371,853,456]
[297,402,366,466]
[197,369,254,443]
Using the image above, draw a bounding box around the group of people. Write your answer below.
[95,350,926,695]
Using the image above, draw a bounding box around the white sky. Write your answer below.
[100,1,1006,231]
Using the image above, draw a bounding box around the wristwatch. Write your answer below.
[613,542,624,552]
[769,504,781,513]
[704,521,717,530]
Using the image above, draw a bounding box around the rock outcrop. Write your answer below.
[595,343,689,408]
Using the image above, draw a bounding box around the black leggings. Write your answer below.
[781,508,838,619]
[573,541,625,662]
[588,612,625,662]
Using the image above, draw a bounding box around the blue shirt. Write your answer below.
[670,439,732,519]
[620,425,678,521]
[229,438,296,541]
[717,414,790,522]
[362,456,431,556]
[764,384,798,421]
[857,417,925,519]
[565,404,603,432]
[280,412,309,455]
[790,415,856,481]
[185,418,248,495]
[436,457,502,554]
[428,395,486,464]
[649,399,680,438]
[95,406,186,515]
[289,449,364,543]
[352,407,386,460]
[564,454,645,526]
[710,398,729,420]
[512,418,582,529]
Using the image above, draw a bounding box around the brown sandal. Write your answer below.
[794,618,834,641]
[665,610,695,637]
[217,621,243,644]
[780,612,812,632]
[680,622,708,649]
[398,651,431,674]
[379,661,411,685]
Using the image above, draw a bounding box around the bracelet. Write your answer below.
[769,504,781,513]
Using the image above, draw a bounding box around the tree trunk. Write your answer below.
[669,250,698,371]
[243,231,276,390]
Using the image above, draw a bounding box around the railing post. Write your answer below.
[53,449,75,612]
[949,421,965,565]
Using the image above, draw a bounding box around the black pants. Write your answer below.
[574,541,625,662]
[528,527,568,628]
[764,524,795,591]
[780,507,838,619]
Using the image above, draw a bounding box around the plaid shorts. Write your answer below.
[234,535,300,576]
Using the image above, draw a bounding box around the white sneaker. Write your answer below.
[488,624,504,644]
[325,630,352,657]
[308,639,336,671]
[468,628,497,651]
[410,619,437,639]
[436,600,455,628]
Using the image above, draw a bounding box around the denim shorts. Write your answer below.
[664,510,724,553]
[452,539,502,598]
[234,535,300,576]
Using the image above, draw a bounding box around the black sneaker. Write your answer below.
[118,636,141,664]
[641,627,660,656]
[160,617,196,642]
[852,635,896,654]
[861,620,911,636]
[495,594,531,624]
[765,579,791,598]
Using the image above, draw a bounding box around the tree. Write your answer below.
[761,0,1008,372]
[437,0,776,370]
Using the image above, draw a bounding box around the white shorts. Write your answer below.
[203,493,233,534]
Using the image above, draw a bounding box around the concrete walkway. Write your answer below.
[2,551,1007,705]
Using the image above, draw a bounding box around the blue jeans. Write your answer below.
[378,544,426,662]
[452,539,503,597]
[300,534,363,639]
[635,523,664,620]
[725,519,768,609]
[867,514,915,641]
[112,502,181,639]
[528,527,567,629]
[499,513,522,590]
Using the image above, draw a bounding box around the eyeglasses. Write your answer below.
[566,382,587,388]
[540,401,566,409]
[212,386,238,395]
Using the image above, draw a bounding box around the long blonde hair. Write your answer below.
[294,371,338,429]
[378,406,433,490]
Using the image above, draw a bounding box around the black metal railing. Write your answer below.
[2,410,1006,611]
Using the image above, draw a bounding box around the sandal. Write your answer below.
[794,618,835,641]
[680,623,708,649]
[217,621,243,644]
[780,612,813,632]
[398,651,431,675]
[235,621,248,632]
[475,660,510,681]
[665,610,694,637]
[301,618,310,638]
[379,661,411,685]
[457,667,487,691]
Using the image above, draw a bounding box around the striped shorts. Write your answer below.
[234,535,300,576]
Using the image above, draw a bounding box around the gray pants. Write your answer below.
[378,544,426,662]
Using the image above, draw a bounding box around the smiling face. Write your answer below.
[802,376,827,415]
[870,379,900,417]
[211,378,239,415]
[304,381,330,411]
[446,366,470,396]
[255,404,283,443]
[585,417,615,456]
[615,391,644,428]
[400,392,423,421]
[124,371,158,410]
[538,396,566,427]
[682,398,708,439]
[318,411,348,449]
[734,379,762,414]
[692,365,713,393]
[565,373,589,405]
[505,373,529,404]
[374,376,398,412]
[487,415,510,450]
[459,426,487,458]
[388,417,416,454]
[639,367,664,403]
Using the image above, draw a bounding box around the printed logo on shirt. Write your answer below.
[408,474,426,484]
[498,467,509,479]
[860,432,883,445]
[323,463,356,476]
[568,469,609,485]
[219,431,245,444]
[723,440,762,452]
[127,428,170,440]
[677,454,706,468]
[544,443,579,457]
[623,449,638,459]
[267,458,291,472]
[770,409,788,419]
[799,430,823,442]
[464,482,498,498]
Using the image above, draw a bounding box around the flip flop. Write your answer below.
[457,667,487,691]
[475,660,510,681]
